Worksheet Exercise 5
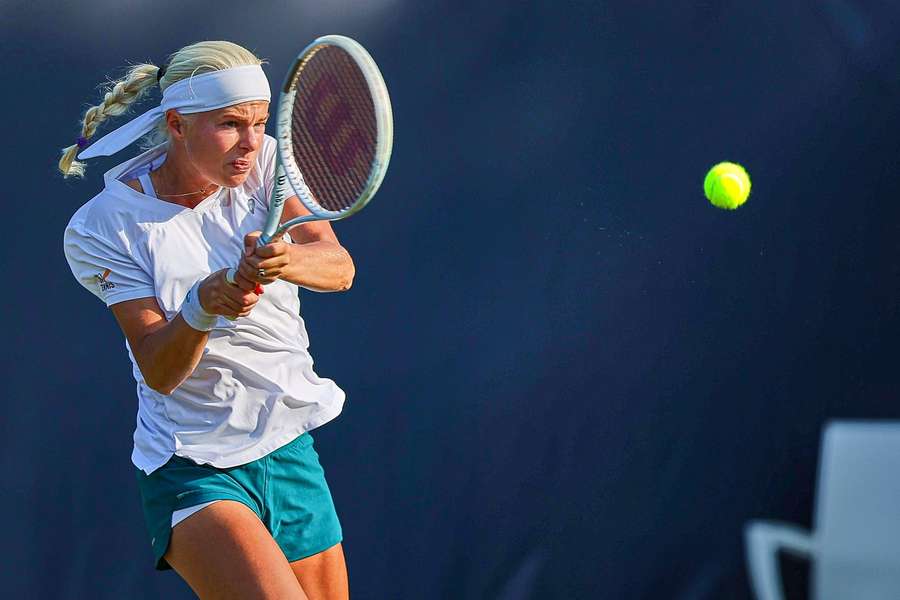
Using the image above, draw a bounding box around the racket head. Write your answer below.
[274,35,393,225]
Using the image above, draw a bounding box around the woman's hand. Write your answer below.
[198,268,261,319]
[237,231,292,286]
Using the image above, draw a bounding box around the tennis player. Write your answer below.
[60,41,353,600]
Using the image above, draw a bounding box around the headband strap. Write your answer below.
[77,64,271,160]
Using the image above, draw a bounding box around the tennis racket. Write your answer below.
[226,34,393,287]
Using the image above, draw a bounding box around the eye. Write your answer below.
[223,120,239,128]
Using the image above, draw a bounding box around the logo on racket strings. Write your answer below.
[308,76,368,178]
[94,268,116,293]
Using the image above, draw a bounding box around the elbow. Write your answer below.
[132,331,193,396]
[145,377,177,396]
[338,253,355,291]
[132,336,173,395]
[143,370,184,396]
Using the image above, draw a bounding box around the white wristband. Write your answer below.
[181,280,218,332]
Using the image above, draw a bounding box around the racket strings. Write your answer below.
[291,46,377,212]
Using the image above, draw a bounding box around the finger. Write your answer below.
[216,267,243,289]
[233,270,258,292]
[238,260,263,284]
[225,284,260,306]
[220,284,246,305]
[250,269,280,285]
[219,292,246,311]
[255,242,287,259]
[214,299,242,319]
[239,292,260,308]
[233,296,260,318]
[256,256,290,270]
[244,231,263,257]
[240,253,263,271]
[238,260,277,285]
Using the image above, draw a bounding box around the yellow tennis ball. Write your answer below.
[704,162,751,210]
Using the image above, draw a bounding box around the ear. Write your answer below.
[164,109,188,141]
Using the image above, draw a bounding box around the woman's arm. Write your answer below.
[112,299,208,395]
[110,269,260,395]
[236,196,356,292]
[279,239,355,292]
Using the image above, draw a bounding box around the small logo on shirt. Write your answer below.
[94,268,116,293]
[247,197,256,214]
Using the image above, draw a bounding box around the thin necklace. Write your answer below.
[157,183,220,198]
[151,169,219,198]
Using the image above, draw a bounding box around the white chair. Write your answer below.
[745,421,900,599]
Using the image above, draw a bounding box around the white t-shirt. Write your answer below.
[64,135,345,475]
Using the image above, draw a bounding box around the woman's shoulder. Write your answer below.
[66,187,120,233]
[66,180,163,249]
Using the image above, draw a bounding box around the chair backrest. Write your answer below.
[812,421,900,599]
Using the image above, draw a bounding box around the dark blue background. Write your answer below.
[2,1,899,598]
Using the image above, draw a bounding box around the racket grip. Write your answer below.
[225,267,264,295]
[220,268,264,323]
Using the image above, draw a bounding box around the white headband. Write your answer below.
[77,64,271,160]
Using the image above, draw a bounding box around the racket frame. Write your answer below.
[260,34,393,245]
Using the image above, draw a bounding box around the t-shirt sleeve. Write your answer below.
[64,220,156,307]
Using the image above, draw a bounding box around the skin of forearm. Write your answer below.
[281,240,355,292]
[136,314,209,395]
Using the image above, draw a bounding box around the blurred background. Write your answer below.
[2,0,900,598]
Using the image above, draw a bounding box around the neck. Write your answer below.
[152,142,220,208]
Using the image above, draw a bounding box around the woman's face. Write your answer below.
[174,100,270,188]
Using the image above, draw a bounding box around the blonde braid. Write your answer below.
[58,63,160,178]
[60,42,264,179]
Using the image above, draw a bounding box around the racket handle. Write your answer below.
[225,267,265,295]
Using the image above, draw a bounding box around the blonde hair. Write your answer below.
[58,40,264,178]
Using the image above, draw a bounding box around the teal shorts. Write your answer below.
[134,432,342,571]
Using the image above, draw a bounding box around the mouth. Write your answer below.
[230,159,252,174]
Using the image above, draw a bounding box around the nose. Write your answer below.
[238,125,262,152]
